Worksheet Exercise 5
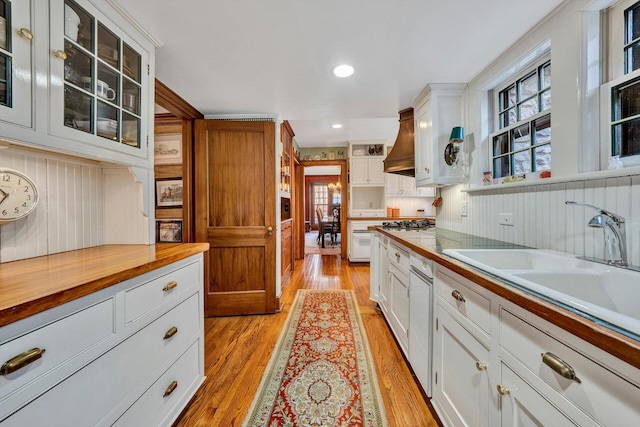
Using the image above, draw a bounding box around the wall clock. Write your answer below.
[0,168,39,223]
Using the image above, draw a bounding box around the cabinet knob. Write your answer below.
[475,361,487,371]
[541,352,581,383]
[497,384,510,396]
[18,28,33,40]
[1,348,46,376]
[53,50,67,60]
[451,289,466,303]
[163,326,178,340]
[163,380,178,397]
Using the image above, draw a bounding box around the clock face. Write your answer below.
[0,169,39,223]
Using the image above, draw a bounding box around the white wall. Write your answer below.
[387,196,435,217]
[435,0,640,266]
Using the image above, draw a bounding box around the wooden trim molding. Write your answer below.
[155,79,204,120]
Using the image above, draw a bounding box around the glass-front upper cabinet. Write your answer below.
[0,0,33,128]
[50,0,147,159]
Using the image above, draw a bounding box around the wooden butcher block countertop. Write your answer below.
[0,243,209,328]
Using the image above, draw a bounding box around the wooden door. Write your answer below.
[195,120,277,316]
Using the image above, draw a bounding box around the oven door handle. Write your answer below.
[353,230,371,234]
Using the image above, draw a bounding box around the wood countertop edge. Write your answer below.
[374,228,640,370]
[0,243,210,328]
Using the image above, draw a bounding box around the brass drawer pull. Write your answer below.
[1,348,46,376]
[475,361,487,371]
[541,352,581,383]
[497,384,510,396]
[162,281,178,292]
[451,290,466,303]
[18,28,34,40]
[163,380,178,397]
[163,326,178,340]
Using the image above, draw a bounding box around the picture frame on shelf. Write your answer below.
[154,134,182,165]
[157,220,182,243]
[156,178,183,208]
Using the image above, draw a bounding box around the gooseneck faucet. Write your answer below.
[565,201,627,267]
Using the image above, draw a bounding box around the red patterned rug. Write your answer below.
[243,290,387,427]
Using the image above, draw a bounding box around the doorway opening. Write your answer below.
[304,165,341,255]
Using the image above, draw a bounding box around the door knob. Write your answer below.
[267,226,273,236]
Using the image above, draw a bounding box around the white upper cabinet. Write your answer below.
[0,0,33,128]
[0,0,155,169]
[414,84,467,187]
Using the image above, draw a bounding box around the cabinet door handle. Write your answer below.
[451,290,466,303]
[53,50,67,60]
[395,252,400,261]
[163,380,178,397]
[1,348,46,376]
[162,281,178,292]
[18,28,34,40]
[163,326,178,340]
[541,352,581,383]
[475,361,487,371]
[497,384,510,396]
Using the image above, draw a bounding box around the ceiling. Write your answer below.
[118,0,565,147]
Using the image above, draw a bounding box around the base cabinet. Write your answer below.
[0,254,205,427]
[432,264,640,427]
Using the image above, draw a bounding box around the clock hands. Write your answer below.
[0,188,7,205]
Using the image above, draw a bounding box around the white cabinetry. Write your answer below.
[387,241,410,356]
[0,0,155,169]
[0,255,205,427]
[414,84,467,187]
[408,252,433,397]
[348,141,386,217]
[385,173,435,197]
[432,264,640,427]
[0,0,32,128]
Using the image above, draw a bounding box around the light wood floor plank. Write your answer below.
[174,254,440,427]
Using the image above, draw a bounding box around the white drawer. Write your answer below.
[500,308,640,424]
[114,341,201,427]
[125,261,200,324]
[436,268,491,336]
[388,242,410,272]
[0,297,115,401]
[410,251,433,278]
[1,294,200,426]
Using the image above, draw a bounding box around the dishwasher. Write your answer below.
[409,251,434,397]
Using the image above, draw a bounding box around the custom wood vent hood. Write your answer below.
[383,107,415,177]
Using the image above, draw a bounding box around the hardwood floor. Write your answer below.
[174,255,440,427]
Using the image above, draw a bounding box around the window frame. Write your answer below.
[489,55,552,181]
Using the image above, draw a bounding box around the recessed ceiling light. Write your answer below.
[332,124,343,129]
[333,64,354,78]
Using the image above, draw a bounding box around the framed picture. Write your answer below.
[156,178,183,208]
[154,134,182,165]
[157,220,182,243]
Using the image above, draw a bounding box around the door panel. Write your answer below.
[195,120,277,316]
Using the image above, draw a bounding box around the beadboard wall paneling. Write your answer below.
[386,196,436,217]
[102,167,149,245]
[0,149,106,262]
[438,175,640,267]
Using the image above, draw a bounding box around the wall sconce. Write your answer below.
[444,126,464,166]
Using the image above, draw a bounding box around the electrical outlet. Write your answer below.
[461,201,468,217]
[499,213,514,226]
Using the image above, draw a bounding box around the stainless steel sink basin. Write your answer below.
[442,249,640,337]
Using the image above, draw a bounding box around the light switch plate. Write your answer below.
[461,201,468,217]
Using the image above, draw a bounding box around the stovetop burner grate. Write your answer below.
[382,219,435,230]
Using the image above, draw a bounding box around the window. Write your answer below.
[490,60,551,179]
[625,1,640,74]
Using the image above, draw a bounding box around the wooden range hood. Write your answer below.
[383,107,415,177]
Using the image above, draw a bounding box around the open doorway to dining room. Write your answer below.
[294,160,347,259]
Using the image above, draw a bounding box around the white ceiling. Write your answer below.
[118,0,565,147]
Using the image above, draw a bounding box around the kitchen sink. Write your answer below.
[442,249,640,337]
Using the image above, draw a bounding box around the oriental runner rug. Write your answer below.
[243,290,388,427]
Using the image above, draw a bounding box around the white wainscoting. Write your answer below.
[437,175,640,267]
[1,147,151,263]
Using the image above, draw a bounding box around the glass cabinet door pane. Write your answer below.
[123,42,140,83]
[96,101,118,140]
[122,112,140,147]
[65,86,93,132]
[64,39,92,87]
[97,62,118,105]
[0,0,8,51]
[97,23,119,70]
[0,54,8,106]
[122,78,140,115]
[65,0,93,51]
